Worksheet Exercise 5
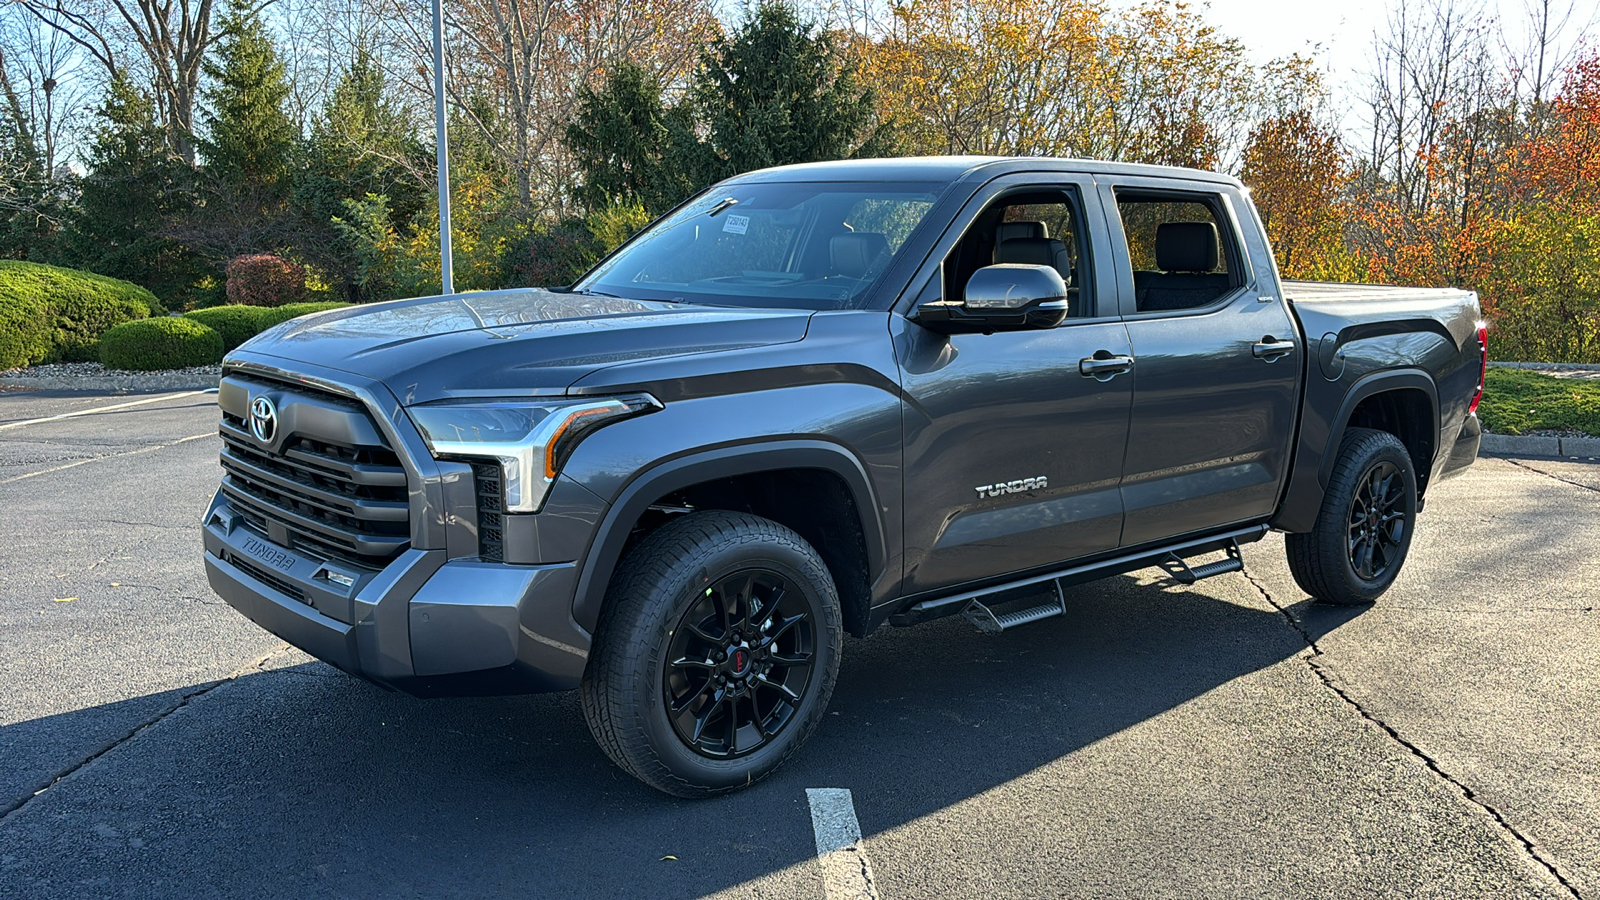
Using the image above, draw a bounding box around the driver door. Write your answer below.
[896,177,1134,595]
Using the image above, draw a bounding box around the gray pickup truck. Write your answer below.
[203,157,1486,796]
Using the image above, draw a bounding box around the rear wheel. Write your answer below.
[1286,427,1418,605]
[580,511,842,797]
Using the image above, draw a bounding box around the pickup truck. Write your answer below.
[203,157,1486,797]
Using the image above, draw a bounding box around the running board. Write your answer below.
[1159,540,1243,585]
[962,580,1067,634]
[889,524,1268,628]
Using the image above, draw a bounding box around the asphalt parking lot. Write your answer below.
[1,389,1596,900]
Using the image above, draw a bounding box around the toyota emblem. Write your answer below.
[249,396,278,443]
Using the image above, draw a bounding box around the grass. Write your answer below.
[1478,367,1600,436]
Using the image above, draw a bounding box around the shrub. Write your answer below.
[0,260,160,367]
[226,254,309,307]
[98,317,224,371]
[503,219,601,288]
[257,301,351,330]
[183,305,268,351]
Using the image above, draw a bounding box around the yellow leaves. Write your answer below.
[52,597,76,603]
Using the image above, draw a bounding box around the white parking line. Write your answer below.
[806,788,880,900]
[0,388,217,431]
[0,432,215,484]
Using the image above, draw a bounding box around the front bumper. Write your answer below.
[203,492,593,695]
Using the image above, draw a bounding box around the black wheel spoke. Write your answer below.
[767,651,812,667]
[684,618,720,644]
[671,677,715,714]
[670,656,716,671]
[767,611,807,643]
[755,674,800,702]
[690,687,727,743]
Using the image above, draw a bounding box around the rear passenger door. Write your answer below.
[1098,180,1301,547]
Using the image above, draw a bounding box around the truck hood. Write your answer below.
[235,288,813,403]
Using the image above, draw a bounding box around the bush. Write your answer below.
[98,317,224,371]
[183,305,268,351]
[226,254,309,307]
[257,301,351,330]
[0,260,160,368]
[503,219,601,288]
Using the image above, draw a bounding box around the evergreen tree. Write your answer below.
[59,73,205,304]
[294,48,425,299]
[564,62,700,217]
[692,3,890,182]
[198,2,295,224]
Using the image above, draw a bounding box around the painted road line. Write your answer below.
[806,788,880,900]
[0,388,218,431]
[0,432,215,484]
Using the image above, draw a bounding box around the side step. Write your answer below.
[962,579,1066,634]
[1159,541,1243,585]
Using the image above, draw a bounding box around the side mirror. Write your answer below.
[914,264,1069,334]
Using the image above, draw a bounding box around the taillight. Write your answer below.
[1467,322,1488,415]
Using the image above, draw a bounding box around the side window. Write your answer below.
[943,189,1094,317]
[1115,192,1242,313]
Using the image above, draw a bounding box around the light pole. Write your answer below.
[432,0,455,295]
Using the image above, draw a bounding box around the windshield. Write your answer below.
[575,181,944,310]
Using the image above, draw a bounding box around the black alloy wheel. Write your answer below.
[663,570,816,758]
[1347,459,1407,580]
[1286,427,1418,605]
[580,510,842,797]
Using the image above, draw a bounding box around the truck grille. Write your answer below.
[218,377,410,568]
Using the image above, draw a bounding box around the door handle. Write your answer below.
[1252,337,1296,361]
[1079,354,1134,379]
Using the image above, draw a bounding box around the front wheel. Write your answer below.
[580,511,842,797]
[1286,427,1418,605]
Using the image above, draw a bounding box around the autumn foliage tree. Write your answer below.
[1239,110,1353,280]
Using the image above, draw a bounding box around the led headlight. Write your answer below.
[408,395,660,513]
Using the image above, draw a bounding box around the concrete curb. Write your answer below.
[1481,432,1600,459]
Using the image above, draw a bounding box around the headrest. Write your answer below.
[996,221,1047,243]
[995,236,1062,270]
[1155,222,1219,272]
[830,233,889,277]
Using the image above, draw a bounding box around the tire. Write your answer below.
[1286,427,1418,605]
[580,511,843,798]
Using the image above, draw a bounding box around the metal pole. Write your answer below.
[432,0,454,295]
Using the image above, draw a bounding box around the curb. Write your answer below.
[1481,432,1600,459]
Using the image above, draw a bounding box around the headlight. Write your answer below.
[408,395,660,513]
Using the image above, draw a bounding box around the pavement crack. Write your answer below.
[1240,563,1583,899]
[0,644,294,825]
[1506,458,1600,495]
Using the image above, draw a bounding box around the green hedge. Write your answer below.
[0,260,161,368]
[258,301,350,329]
[98,317,224,371]
[183,305,268,352]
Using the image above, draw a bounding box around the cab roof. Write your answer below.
[726,155,1244,189]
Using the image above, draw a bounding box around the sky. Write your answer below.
[1193,0,1596,128]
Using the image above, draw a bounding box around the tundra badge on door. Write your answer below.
[974,476,1048,499]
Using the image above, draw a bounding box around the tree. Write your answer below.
[692,2,891,182]
[1240,111,1357,280]
[18,0,225,163]
[294,48,427,299]
[564,61,697,216]
[59,72,205,303]
[183,0,296,261]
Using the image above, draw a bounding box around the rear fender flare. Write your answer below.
[1318,368,1439,486]
[570,441,887,634]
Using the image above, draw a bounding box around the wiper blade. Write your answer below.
[571,287,624,299]
[705,196,739,217]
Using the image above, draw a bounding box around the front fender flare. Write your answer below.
[569,440,888,634]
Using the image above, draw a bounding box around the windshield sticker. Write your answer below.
[722,214,750,235]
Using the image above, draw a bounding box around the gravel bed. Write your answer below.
[1489,361,1600,378]
[0,361,221,393]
